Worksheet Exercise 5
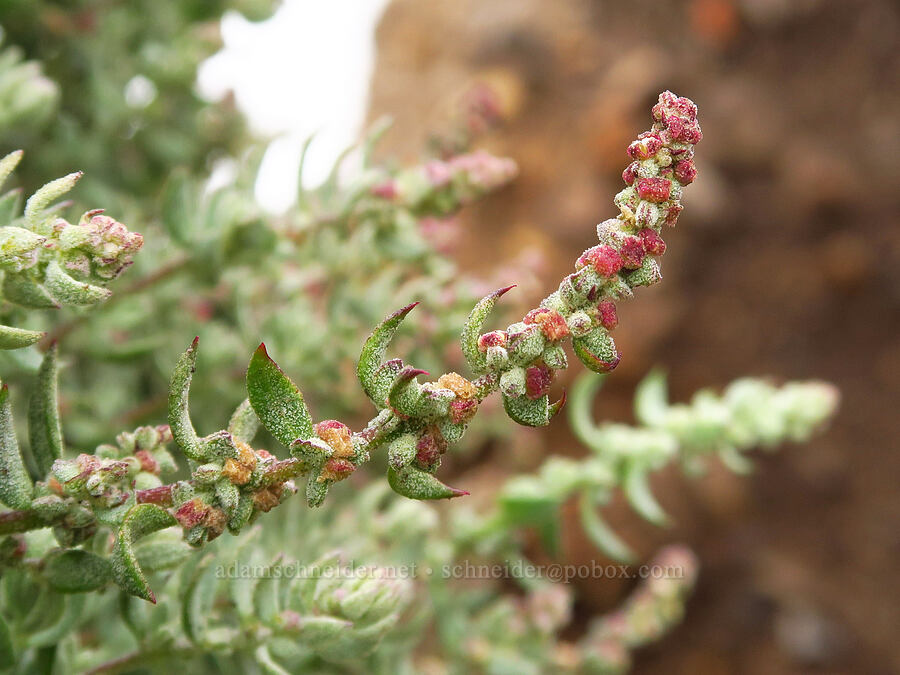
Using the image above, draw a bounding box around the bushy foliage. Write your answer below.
[0,4,837,673]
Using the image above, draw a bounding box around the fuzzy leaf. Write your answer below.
[0,324,44,350]
[502,392,552,427]
[386,367,426,418]
[24,171,82,229]
[43,549,112,593]
[0,226,45,260]
[168,337,206,461]
[227,398,260,444]
[387,465,468,500]
[160,169,195,246]
[43,260,111,306]
[111,503,178,603]
[0,150,23,190]
[460,285,514,374]
[247,343,313,447]
[572,327,620,374]
[27,343,64,479]
[0,384,33,508]
[623,463,669,527]
[578,491,635,562]
[357,302,418,407]
[2,272,58,309]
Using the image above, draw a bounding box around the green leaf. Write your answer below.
[0,188,23,225]
[27,344,64,480]
[718,446,754,475]
[386,366,426,418]
[168,337,206,461]
[623,463,669,527]
[255,645,292,675]
[227,398,259,444]
[0,226,46,261]
[111,503,178,603]
[567,374,606,448]
[24,171,82,230]
[357,302,418,407]
[181,553,216,643]
[43,549,112,593]
[2,272,58,309]
[387,465,468,500]
[0,323,45,350]
[0,150,24,190]
[578,491,635,562]
[572,327,620,374]
[160,168,195,247]
[634,368,669,426]
[460,285,515,374]
[501,392,564,428]
[247,343,313,447]
[0,607,14,669]
[43,260,111,306]
[0,384,33,508]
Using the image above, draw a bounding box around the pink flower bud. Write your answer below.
[174,498,210,529]
[321,458,355,482]
[450,398,478,424]
[578,245,623,278]
[627,135,662,160]
[371,180,397,199]
[477,330,508,352]
[314,420,354,458]
[674,159,697,185]
[639,228,667,256]
[635,177,672,203]
[622,161,639,185]
[523,307,570,342]
[620,236,646,269]
[525,365,553,400]
[134,450,159,475]
[664,204,683,227]
[597,300,618,330]
[424,160,453,187]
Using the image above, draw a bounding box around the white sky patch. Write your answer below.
[198,0,391,212]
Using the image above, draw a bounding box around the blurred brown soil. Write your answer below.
[366,0,900,672]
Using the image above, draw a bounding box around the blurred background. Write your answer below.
[2,0,897,672]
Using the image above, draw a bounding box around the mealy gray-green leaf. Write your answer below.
[387,465,468,500]
[27,343,64,480]
[0,324,45,350]
[460,285,514,374]
[43,259,111,306]
[0,383,33,509]
[111,503,178,603]
[43,550,111,593]
[578,491,635,562]
[247,343,313,447]
[168,337,206,461]
[357,302,418,407]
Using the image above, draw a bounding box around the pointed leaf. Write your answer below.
[247,343,313,446]
[181,553,216,643]
[0,384,33,508]
[111,504,178,602]
[0,324,44,350]
[502,392,551,427]
[0,188,23,225]
[0,150,23,190]
[578,492,635,562]
[24,171,82,229]
[623,463,669,527]
[387,465,468,500]
[719,446,754,475]
[27,343,63,479]
[460,286,515,374]
[43,260,111,306]
[386,367,426,418]
[357,302,418,406]
[572,327,620,374]
[168,338,206,461]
